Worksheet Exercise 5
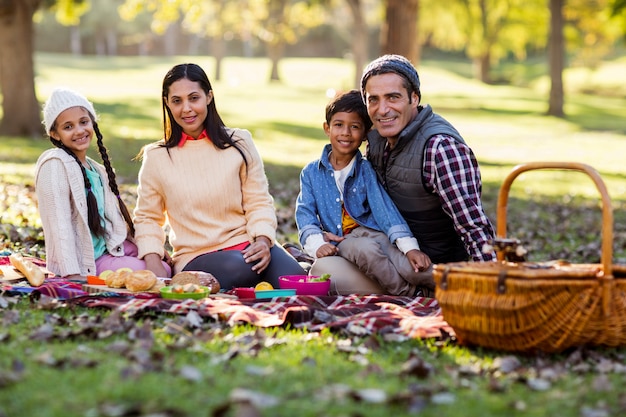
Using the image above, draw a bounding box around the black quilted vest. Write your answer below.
[366,105,469,263]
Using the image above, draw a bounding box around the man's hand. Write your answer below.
[323,232,344,244]
[406,249,431,272]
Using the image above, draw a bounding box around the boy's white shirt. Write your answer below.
[303,154,419,258]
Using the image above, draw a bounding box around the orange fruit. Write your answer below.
[254,281,273,291]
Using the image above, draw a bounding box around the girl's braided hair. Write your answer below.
[49,114,135,238]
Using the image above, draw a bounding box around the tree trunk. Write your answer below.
[477,0,491,83]
[211,36,225,82]
[70,25,81,55]
[106,28,117,55]
[547,0,565,117]
[0,0,43,138]
[381,0,419,63]
[266,0,288,82]
[268,42,284,81]
[347,0,369,89]
[474,52,491,84]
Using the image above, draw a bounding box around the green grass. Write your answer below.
[21,53,626,195]
[1,298,625,417]
[2,54,626,416]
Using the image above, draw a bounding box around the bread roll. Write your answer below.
[148,279,165,292]
[170,271,200,286]
[9,253,46,287]
[105,270,127,288]
[125,270,157,292]
[172,271,220,293]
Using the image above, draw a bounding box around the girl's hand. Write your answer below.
[243,236,271,274]
[64,274,86,282]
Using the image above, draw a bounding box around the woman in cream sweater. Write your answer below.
[134,63,304,289]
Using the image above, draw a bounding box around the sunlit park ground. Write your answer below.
[3,52,626,197]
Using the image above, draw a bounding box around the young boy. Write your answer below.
[295,90,433,296]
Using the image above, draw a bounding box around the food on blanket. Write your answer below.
[9,253,46,287]
[308,273,331,282]
[196,274,220,293]
[149,279,165,292]
[105,269,128,288]
[181,283,205,293]
[254,281,273,291]
[125,270,157,292]
[160,285,209,299]
[171,271,220,293]
[278,275,331,296]
[171,283,202,294]
[171,271,200,286]
[116,267,133,273]
[99,269,114,278]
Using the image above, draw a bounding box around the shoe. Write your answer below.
[283,242,315,264]
[414,287,436,298]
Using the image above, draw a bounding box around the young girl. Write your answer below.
[133,63,305,289]
[35,87,172,280]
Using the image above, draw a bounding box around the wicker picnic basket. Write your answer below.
[433,162,626,353]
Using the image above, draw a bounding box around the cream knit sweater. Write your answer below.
[34,149,127,277]
[133,128,277,273]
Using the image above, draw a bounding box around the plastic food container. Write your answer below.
[86,275,106,285]
[254,288,296,299]
[234,287,296,299]
[278,275,331,296]
[234,287,256,299]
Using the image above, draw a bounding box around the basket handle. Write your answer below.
[496,162,614,278]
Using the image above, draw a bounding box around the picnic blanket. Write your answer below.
[68,294,452,339]
[1,255,453,340]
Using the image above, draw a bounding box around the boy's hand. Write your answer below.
[316,243,339,258]
[406,249,432,272]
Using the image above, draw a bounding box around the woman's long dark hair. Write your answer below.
[49,115,135,238]
[159,63,247,165]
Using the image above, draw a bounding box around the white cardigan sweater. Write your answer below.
[35,149,127,277]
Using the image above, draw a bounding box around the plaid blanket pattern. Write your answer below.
[69,294,453,339]
[2,256,452,339]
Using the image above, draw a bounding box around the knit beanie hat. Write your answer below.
[360,54,420,102]
[42,87,97,134]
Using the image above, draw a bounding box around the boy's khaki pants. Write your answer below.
[309,227,435,296]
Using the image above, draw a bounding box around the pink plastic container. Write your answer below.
[278,275,331,296]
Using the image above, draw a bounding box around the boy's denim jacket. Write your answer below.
[296,144,414,247]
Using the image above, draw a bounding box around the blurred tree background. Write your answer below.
[0,0,625,137]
